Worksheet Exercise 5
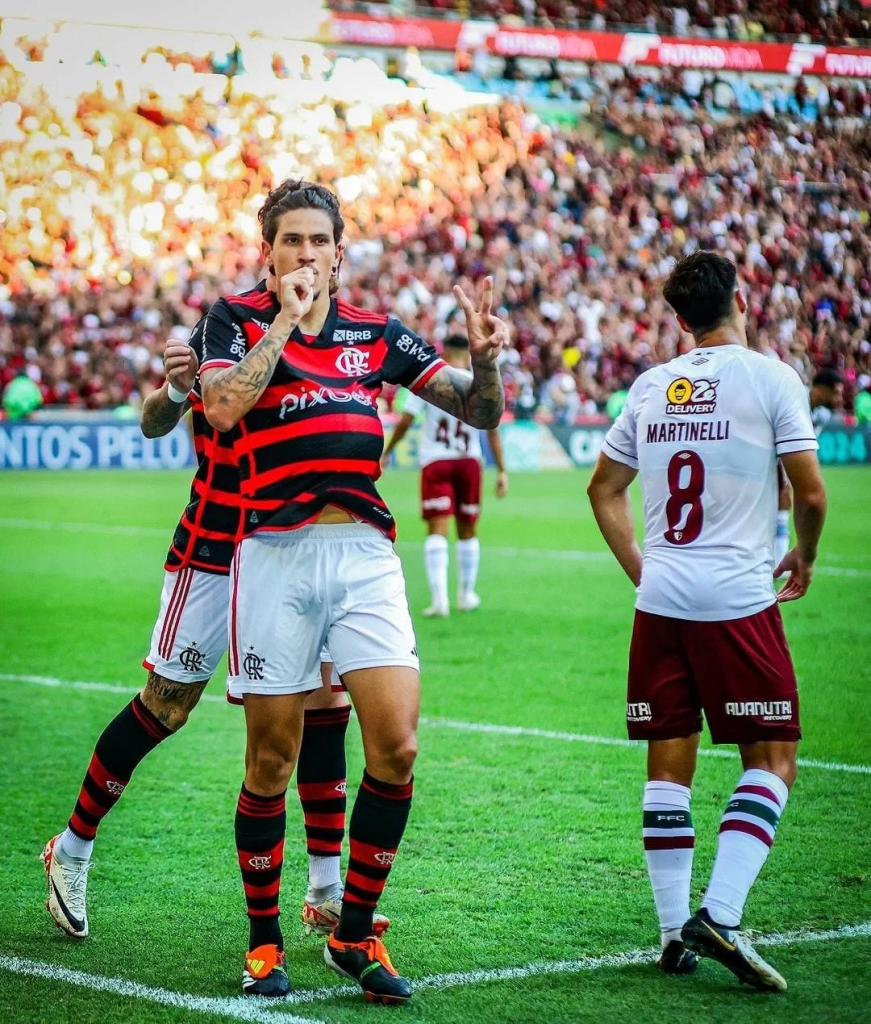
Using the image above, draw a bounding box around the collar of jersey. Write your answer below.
[289,298,339,347]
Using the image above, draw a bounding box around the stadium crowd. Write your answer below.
[331,0,871,45]
[1,53,870,419]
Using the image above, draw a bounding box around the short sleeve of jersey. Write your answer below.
[401,391,425,417]
[770,365,819,455]
[602,380,641,469]
[381,318,446,393]
[187,316,207,399]
[200,300,246,374]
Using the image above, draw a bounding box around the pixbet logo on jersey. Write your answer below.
[279,383,374,418]
[666,377,719,415]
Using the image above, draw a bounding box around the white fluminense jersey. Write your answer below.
[603,345,818,621]
[403,391,483,467]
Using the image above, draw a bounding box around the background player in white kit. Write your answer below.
[382,334,508,617]
[587,251,827,991]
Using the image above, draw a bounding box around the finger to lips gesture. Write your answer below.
[279,267,315,322]
[453,275,508,365]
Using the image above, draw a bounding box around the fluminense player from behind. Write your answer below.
[587,251,826,991]
[41,327,371,949]
[199,178,505,1003]
[381,333,509,616]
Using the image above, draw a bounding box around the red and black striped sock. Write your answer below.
[68,694,173,844]
[297,705,351,887]
[336,771,413,943]
[236,785,286,951]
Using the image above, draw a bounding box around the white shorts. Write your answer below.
[144,568,230,683]
[227,524,419,699]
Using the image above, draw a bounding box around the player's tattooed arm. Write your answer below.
[140,386,189,438]
[141,334,199,438]
[422,274,507,429]
[421,362,504,430]
[201,268,315,432]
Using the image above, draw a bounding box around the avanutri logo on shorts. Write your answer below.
[725,701,793,722]
[627,702,653,722]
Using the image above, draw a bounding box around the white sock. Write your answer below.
[307,855,342,902]
[775,510,790,565]
[60,827,93,861]
[424,534,449,607]
[702,769,789,928]
[456,538,480,596]
[643,781,694,947]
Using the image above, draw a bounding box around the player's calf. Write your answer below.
[42,675,204,938]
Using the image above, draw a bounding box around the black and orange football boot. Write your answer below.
[324,933,411,1004]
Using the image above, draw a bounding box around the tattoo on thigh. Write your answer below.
[144,671,207,710]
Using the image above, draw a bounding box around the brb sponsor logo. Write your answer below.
[334,328,373,343]
[666,377,719,415]
[627,701,653,722]
[279,384,374,418]
[725,700,793,722]
[335,348,370,376]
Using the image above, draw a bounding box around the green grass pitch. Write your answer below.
[0,467,869,1024]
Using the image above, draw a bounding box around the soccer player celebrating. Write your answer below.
[381,333,509,617]
[198,179,505,1002]
[587,251,826,991]
[41,330,367,949]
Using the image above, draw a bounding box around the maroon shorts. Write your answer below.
[627,604,801,745]
[420,458,482,523]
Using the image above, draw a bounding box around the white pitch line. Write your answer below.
[417,716,871,775]
[277,919,871,1005]
[2,673,869,776]
[4,920,868,1015]
[1,518,868,578]
[0,954,327,1024]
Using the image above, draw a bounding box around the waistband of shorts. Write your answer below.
[246,523,386,544]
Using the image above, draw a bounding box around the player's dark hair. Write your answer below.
[259,178,345,245]
[812,368,843,389]
[663,251,738,335]
[444,334,469,351]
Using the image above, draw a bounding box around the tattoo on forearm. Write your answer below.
[204,323,292,418]
[423,364,504,429]
[140,389,187,438]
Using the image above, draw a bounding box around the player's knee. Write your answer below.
[246,741,299,791]
[372,736,418,781]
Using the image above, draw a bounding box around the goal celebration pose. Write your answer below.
[588,251,826,991]
[199,178,506,1002]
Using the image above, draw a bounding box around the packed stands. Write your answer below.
[328,1,871,45]
[1,40,869,417]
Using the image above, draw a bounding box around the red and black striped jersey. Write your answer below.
[163,316,241,576]
[201,282,446,540]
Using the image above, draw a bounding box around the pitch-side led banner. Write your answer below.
[326,13,871,78]
[0,420,195,470]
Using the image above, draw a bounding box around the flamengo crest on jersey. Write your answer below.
[164,316,241,576]
[200,282,446,540]
[403,391,483,468]
[603,345,818,622]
